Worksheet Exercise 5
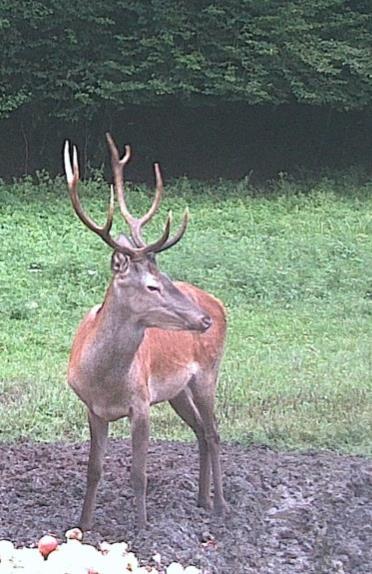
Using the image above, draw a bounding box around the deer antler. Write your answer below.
[64,137,188,258]
[64,141,172,259]
[105,132,189,253]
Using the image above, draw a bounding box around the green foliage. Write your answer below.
[0,0,371,120]
[0,174,371,453]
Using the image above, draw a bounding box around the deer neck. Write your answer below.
[93,283,145,373]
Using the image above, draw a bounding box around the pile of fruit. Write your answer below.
[0,530,201,574]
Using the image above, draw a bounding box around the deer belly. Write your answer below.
[148,362,200,404]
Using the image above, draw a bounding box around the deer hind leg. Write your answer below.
[190,377,228,515]
[169,388,212,510]
[80,410,109,530]
[130,406,150,528]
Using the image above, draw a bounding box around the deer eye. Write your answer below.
[147,284,160,293]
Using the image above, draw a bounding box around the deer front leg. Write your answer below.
[80,410,109,530]
[130,407,150,528]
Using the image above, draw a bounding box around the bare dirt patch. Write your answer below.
[0,440,371,573]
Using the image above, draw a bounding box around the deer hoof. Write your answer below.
[197,497,212,511]
[213,500,230,516]
[135,513,148,530]
[79,518,93,532]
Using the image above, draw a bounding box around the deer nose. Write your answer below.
[200,315,212,331]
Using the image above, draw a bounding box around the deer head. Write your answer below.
[63,133,212,332]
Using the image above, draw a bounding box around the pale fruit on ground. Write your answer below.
[0,540,15,561]
[0,535,201,574]
[65,528,84,541]
[167,562,185,574]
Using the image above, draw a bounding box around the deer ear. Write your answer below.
[111,252,130,275]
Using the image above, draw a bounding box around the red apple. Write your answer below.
[37,534,58,558]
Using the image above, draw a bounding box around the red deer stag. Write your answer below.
[63,133,227,529]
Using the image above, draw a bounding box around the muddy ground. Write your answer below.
[0,440,371,573]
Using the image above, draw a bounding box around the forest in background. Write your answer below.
[0,0,371,179]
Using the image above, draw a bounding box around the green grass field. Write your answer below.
[0,172,371,454]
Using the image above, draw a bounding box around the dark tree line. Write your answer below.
[0,1,371,178]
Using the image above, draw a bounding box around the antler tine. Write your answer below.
[64,139,76,184]
[141,210,172,254]
[141,163,163,226]
[105,132,136,226]
[129,162,164,247]
[128,164,164,247]
[63,140,137,257]
[154,208,190,254]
